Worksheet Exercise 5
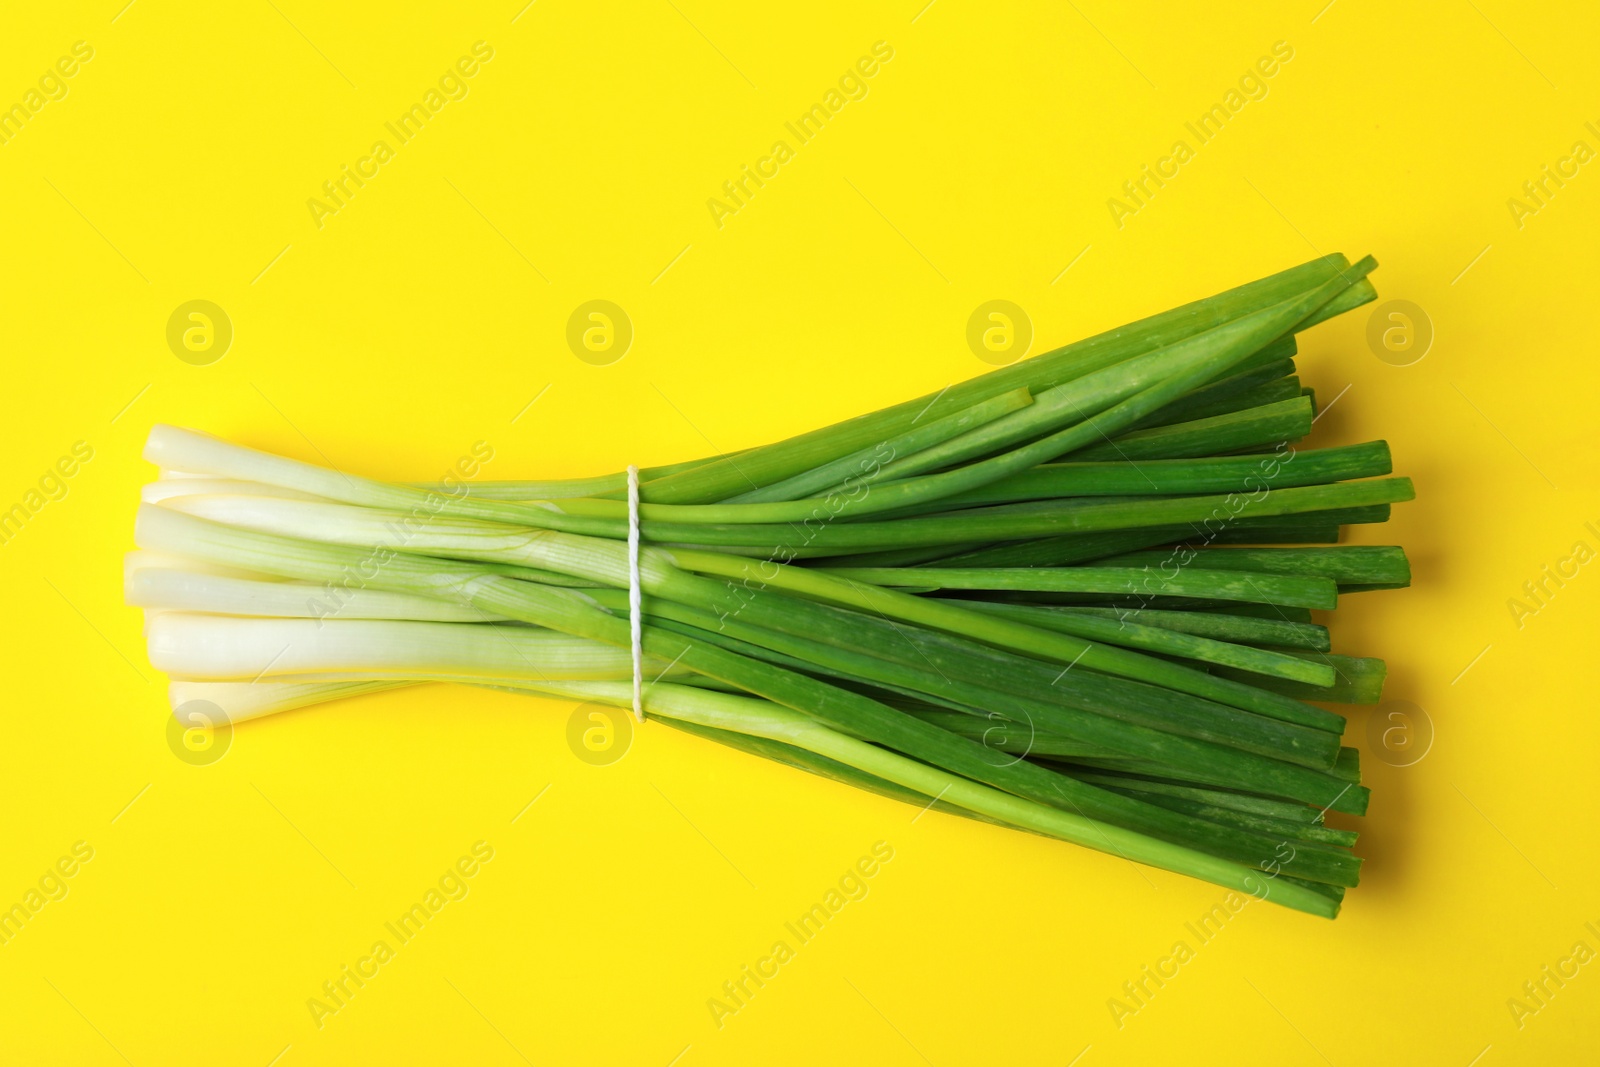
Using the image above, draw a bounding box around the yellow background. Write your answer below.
[3,1,1597,1063]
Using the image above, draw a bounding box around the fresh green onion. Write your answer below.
[126,254,1410,917]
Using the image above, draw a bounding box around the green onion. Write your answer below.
[126,254,1411,917]
[816,565,1341,610]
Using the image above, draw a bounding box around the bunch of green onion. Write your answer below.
[128,253,1410,919]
